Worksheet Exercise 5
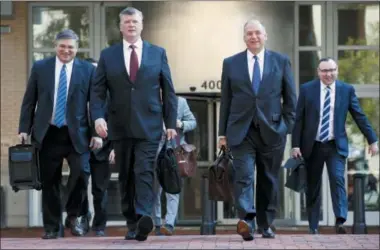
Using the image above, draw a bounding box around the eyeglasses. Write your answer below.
[319,68,337,73]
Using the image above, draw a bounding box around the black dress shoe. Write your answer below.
[41,231,59,239]
[125,230,136,240]
[335,223,346,234]
[236,220,254,241]
[135,215,154,242]
[262,228,275,238]
[309,229,319,234]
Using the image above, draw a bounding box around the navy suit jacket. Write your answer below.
[90,41,177,141]
[19,57,96,154]
[291,79,378,159]
[218,50,297,146]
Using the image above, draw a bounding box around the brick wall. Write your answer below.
[1,2,29,227]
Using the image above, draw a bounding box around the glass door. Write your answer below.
[293,2,331,227]
[326,1,380,227]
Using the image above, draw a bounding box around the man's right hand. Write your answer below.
[218,136,227,149]
[95,118,108,139]
[291,148,302,158]
[18,133,28,144]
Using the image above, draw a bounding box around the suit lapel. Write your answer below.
[67,58,81,101]
[238,51,254,95]
[135,41,150,83]
[116,43,133,84]
[46,57,56,104]
[334,80,342,118]
[312,80,321,115]
[258,50,274,95]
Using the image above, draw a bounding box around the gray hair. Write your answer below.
[243,19,266,34]
[119,7,144,21]
[55,29,79,41]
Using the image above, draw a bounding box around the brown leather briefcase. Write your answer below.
[174,135,198,178]
[208,146,234,201]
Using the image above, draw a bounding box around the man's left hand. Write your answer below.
[166,129,177,140]
[368,142,379,156]
[176,119,183,129]
[90,137,103,150]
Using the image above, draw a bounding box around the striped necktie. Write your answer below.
[53,64,67,127]
[319,86,331,142]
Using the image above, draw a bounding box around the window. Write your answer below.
[30,5,91,64]
[337,3,379,46]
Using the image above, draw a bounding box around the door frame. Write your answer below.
[326,1,380,226]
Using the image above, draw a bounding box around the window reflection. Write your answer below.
[346,98,380,212]
[178,168,208,221]
[338,3,379,46]
[105,7,125,47]
[299,5,322,46]
[106,179,124,221]
[32,7,90,49]
[185,99,209,162]
[338,50,379,85]
[299,51,321,85]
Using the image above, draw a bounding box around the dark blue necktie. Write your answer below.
[53,64,67,127]
[252,55,261,94]
[319,86,331,142]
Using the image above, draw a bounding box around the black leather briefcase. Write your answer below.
[8,141,42,192]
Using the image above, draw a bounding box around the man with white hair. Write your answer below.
[218,19,297,240]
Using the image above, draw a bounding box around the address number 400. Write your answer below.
[201,80,222,90]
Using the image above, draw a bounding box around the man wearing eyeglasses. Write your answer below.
[291,57,378,235]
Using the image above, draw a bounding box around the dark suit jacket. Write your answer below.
[291,79,378,159]
[90,41,177,141]
[18,57,96,154]
[218,50,297,146]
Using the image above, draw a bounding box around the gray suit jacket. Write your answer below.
[158,96,197,152]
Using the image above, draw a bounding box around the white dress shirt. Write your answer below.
[316,81,335,141]
[123,38,143,75]
[247,48,265,82]
[51,57,73,124]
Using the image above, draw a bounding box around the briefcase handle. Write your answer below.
[217,146,233,159]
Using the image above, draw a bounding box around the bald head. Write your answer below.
[318,57,338,85]
[243,19,267,54]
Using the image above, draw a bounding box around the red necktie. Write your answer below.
[129,45,138,82]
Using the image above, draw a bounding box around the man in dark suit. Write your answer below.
[218,19,297,241]
[18,30,100,239]
[65,58,112,237]
[291,57,378,234]
[90,7,177,241]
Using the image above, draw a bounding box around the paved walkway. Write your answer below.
[1,234,379,249]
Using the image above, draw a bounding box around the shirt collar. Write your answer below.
[320,81,335,91]
[56,56,74,68]
[123,37,143,50]
[247,48,265,61]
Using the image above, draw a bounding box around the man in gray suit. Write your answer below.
[152,96,197,236]
[218,19,297,240]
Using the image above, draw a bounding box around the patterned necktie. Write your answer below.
[252,55,261,94]
[53,64,67,128]
[129,45,138,82]
[319,86,331,142]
